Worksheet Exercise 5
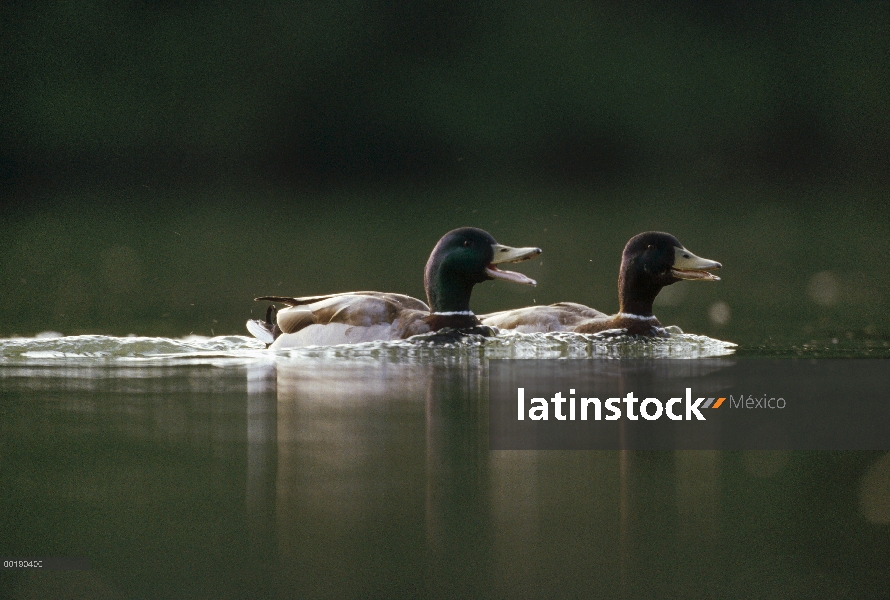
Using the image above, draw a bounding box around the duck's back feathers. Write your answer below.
[480,303,666,335]
[267,293,427,334]
[257,292,435,348]
[255,291,429,312]
[481,302,607,333]
[251,291,482,349]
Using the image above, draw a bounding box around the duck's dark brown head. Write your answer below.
[617,232,721,316]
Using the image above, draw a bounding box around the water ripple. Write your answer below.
[0,327,735,366]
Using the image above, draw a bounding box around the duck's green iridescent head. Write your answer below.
[424,227,541,313]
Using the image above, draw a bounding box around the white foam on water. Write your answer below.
[0,327,736,367]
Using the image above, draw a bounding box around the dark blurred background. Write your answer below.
[2,1,889,345]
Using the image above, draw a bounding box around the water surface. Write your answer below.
[1,334,889,598]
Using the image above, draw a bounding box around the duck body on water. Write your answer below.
[246,227,541,348]
[481,232,721,336]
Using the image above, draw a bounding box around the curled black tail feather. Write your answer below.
[245,304,282,346]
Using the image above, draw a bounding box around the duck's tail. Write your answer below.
[245,304,281,346]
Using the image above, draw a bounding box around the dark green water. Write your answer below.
[1,334,889,599]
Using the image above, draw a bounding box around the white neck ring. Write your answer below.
[617,312,657,321]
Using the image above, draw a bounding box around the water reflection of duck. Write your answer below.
[247,227,541,348]
[480,232,721,336]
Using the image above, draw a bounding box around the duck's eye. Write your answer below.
[647,244,653,250]
[463,240,471,247]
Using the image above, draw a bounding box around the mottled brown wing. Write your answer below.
[276,307,318,334]
[257,291,429,311]
[271,293,430,335]
[480,302,607,331]
[548,302,608,322]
